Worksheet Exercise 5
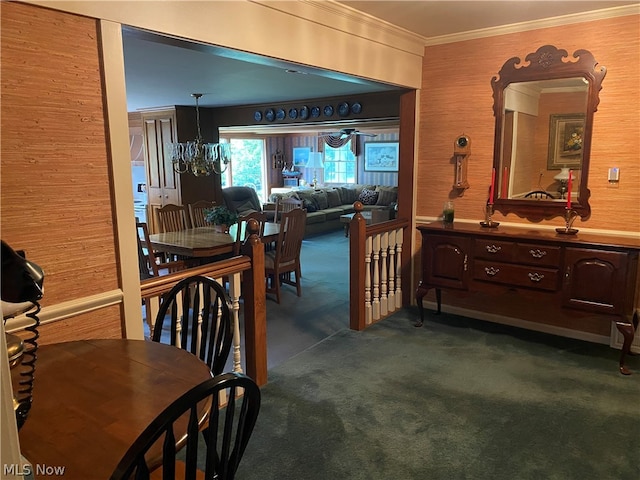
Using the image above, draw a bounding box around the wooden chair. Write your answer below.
[110,372,261,480]
[136,222,185,278]
[233,211,268,255]
[188,200,216,228]
[524,190,555,199]
[152,275,233,376]
[274,196,303,223]
[156,204,188,233]
[265,208,307,304]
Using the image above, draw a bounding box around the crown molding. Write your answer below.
[425,4,640,46]
[254,0,427,57]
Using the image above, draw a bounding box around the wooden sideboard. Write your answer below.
[416,222,640,374]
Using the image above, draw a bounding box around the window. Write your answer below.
[323,141,356,184]
[219,138,267,202]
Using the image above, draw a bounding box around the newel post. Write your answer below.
[349,202,367,330]
[241,219,268,385]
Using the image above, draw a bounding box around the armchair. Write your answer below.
[221,186,262,216]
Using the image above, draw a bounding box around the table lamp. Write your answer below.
[306,152,324,187]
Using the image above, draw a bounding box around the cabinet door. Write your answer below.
[143,112,180,208]
[563,248,629,315]
[423,234,470,290]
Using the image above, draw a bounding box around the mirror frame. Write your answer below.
[491,45,606,221]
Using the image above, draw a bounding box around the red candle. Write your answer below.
[502,167,508,198]
[489,168,496,204]
[566,170,572,210]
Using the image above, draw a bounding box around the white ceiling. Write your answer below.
[123,1,636,111]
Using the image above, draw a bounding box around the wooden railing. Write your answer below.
[140,229,267,385]
[349,202,411,330]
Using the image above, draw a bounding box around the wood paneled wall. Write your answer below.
[1,2,122,342]
[417,14,640,233]
[261,128,400,192]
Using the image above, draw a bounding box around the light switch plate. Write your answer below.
[608,167,620,182]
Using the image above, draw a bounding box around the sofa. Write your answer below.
[268,184,398,236]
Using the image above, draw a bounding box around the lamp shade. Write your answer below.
[554,167,575,181]
[306,152,324,169]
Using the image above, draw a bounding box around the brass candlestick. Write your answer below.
[555,208,579,235]
[480,203,500,228]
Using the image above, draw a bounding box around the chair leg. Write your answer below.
[274,271,281,304]
[295,266,302,297]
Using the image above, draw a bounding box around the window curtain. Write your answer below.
[318,134,357,156]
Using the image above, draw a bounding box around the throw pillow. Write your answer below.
[339,187,357,204]
[326,189,342,208]
[302,199,317,212]
[358,188,379,205]
[375,186,398,206]
[312,190,329,210]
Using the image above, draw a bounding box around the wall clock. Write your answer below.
[453,134,471,190]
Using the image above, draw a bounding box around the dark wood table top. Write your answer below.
[148,223,280,258]
[18,339,212,479]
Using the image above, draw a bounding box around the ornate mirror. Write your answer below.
[491,45,606,221]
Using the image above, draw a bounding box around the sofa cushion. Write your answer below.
[305,211,326,224]
[375,186,398,206]
[325,189,342,208]
[322,207,344,220]
[312,190,329,210]
[301,198,317,212]
[338,187,357,205]
[358,188,379,205]
[295,190,315,205]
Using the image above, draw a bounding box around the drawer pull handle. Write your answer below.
[484,266,500,276]
[486,245,501,254]
[463,254,468,272]
[528,272,545,282]
[529,249,547,259]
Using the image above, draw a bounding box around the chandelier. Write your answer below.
[168,93,231,177]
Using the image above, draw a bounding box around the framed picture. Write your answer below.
[547,113,585,169]
[364,142,399,172]
[292,147,311,167]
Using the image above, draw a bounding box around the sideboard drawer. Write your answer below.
[474,239,515,261]
[474,260,559,291]
[515,243,561,267]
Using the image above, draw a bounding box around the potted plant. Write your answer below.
[204,206,238,233]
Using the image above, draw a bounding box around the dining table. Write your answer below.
[17,339,213,479]
[148,222,281,259]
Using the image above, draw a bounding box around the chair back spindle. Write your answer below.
[156,204,188,233]
[153,275,233,376]
[110,372,261,480]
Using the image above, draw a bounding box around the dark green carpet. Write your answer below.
[233,310,639,480]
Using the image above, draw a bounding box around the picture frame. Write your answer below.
[292,147,311,167]
[364,142,399,172]
[547,113,585,169]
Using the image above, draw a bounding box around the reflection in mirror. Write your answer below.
[491,45,606,221]
[503,77,588,201]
